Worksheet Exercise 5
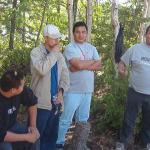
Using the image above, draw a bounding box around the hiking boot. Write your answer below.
[69,122,91,150]
[115,142,125,150]
[146,143,150,150]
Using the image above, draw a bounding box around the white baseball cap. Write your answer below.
[43,24,61,39]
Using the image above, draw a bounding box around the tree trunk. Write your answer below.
[86,0,93,42]
[35,0,48,47]
[67,0,74,42]
[22,11,26,43]
[111,0,120,76]
[56,0,61,13]
[9,0,17,49]
[139,0,150,42]
[111,0,119,42]
[73,0,78,23]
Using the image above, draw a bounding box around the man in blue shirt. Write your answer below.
[56,21,101,149]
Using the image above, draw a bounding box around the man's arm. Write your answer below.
[118,60,127,78]
[30,48,60,76]
[2,104,39,143]
[4,131,37,143]
[28,105,37,127]
[27,104,40,139]
[87,60,101,71]
[69,58,95,71]
[69,59,101,72]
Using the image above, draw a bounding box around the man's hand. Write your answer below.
[87,60,101,71]
[118,61,127,78]
[25,132,38,143]
[25,127,40,143]
[28,126,40,140]
[69,66,78,72]
[51,44,61,52]
[54,90,63,105]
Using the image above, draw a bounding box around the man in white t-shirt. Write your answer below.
[116,25,150,150]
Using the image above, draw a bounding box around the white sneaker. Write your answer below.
[115,142,125,150]
[147,143,150,150]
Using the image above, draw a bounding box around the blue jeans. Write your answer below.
[120,88,150,148]
[37,108,59,150]
[57,92,92,145]
[0,122,40,150]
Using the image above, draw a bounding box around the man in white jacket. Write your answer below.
[30,24,69,150]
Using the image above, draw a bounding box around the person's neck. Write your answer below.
[0,88,12,98]
[75,41,85,45]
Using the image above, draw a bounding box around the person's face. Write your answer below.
[145,28,150,46]
[73,26,87,43]
[45,36,59,48]
[11,79,25,96]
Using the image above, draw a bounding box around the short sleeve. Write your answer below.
[64,44,80,61]
[20,87,37,107]
[93,47,100,60]
[121,46,134,66]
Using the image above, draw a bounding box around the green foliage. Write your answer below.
[90,0,145,134]
[0,47,30,76]
[91,59,128,133]
[101,78,128,130]
[0,0,147,135]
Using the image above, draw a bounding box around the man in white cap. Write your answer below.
[30,24,70,150]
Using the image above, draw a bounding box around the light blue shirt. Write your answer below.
[64,42,100,93]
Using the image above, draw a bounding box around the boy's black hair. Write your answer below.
[146,25,150,34]
[0,69,24,92]
[73,21,88,33]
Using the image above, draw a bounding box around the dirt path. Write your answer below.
[63,123,143,150]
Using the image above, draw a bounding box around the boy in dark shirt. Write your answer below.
[0,69,40,150]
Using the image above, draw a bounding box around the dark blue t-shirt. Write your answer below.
[46,49,58,101]
[0,87,37,142]
[51,62,58,100]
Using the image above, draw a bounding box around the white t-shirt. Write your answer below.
[121,43,150,95]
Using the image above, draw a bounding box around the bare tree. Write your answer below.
[67,0,74,42]
[35,0,48,47]
[86,0,93,42]
[56,0,61,13]
[73,0,78,22]
[139,0,150,42]
[22,11,26,43]
[9,0,18,49]
[111,0,120,76]
[111,0,119,43]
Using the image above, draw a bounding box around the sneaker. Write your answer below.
[56,144,64,150]
[115,142,125,150]
[147,143,150,150]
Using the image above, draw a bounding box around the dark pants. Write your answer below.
[37,108,59,150]
[120,88,150,148]
[0,122,40,150]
